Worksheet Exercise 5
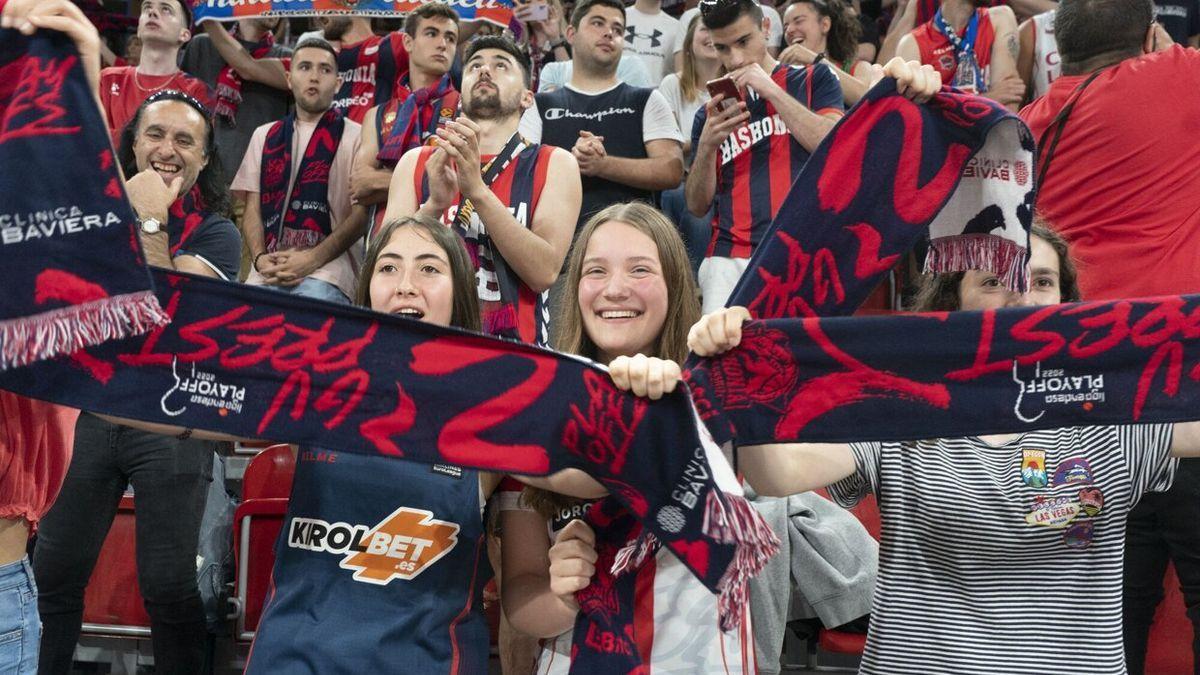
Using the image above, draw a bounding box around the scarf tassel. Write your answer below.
[0,291,169,371]
[704,489,781,632]
[610,528,659,577]
[924,234,1028,292]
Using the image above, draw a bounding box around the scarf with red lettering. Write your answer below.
[213,27,275,125]
[0,25,168,371]
[259,109,344,253]
[376,73,458,164]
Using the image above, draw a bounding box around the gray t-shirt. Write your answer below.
[181,34,292,180]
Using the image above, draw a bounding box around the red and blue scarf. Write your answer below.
[376,73,458,164]
[213,26,275,125]
[0,24,167,371]
[259,109,344,253]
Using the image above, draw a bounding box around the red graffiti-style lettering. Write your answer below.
[846,223,900,280]
[945,310,1011,381]
[260,370,311,434]
[748,231,817,319]
[1066,302,1131,359]
[817,96,971,223]
[34,270,115,382]
[359,383,417,456]
[563,371,648,477]
[0,56,80,144]
[812,248,845,306]
[409,337,554,474]
[1136,342,1182,419]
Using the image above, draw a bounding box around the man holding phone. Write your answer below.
[685,0,844,312]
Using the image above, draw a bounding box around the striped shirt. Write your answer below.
[827,425,1177,674]
[692,64,844,259]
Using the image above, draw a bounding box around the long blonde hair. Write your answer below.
[679,13,706,104]
[523,203,701,520]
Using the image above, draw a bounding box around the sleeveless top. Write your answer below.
[1030,10,1061,100]
[911,8,997,86]
[413,143,555,346]
[246,449,490,674]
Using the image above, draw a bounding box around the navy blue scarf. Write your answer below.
[0,27,167,371]
[259,109,345,252]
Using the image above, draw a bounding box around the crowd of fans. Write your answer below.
[2,0,1199,672]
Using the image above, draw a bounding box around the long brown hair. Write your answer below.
[524,203,701,519]
[355,216,482,333]
[784,0,861,66]
[910,222,1082,312]
[679,13,706,104]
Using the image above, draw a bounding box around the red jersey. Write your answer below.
[98,66,213,140]
[334,33,410,123]
[911,8,996,85]
[692,64,844,259]
[413,143,555,346]
[1019,46,1200,300]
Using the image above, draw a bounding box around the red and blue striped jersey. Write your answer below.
[334,33,410,123]
[692,64,843,258]
[413,143,555,347]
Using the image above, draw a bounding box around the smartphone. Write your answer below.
[528,1,550,20]
[705,76,741,110]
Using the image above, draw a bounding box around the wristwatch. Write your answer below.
[140,217,162,235]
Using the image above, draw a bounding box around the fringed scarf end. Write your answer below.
[925,234,1029,292]
[705,491,781,632]
[0,290,169,371]
[611,529,659,577]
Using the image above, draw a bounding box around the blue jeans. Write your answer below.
[660,184,712,278]
[0,557,39,675]
[282,277,350,304]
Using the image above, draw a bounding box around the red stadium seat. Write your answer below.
[81,493,151,636]
[231,444,295,641]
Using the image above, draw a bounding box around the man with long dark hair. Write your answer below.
[34,91,240,674]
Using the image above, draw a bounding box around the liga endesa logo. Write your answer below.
[287,506,460,584]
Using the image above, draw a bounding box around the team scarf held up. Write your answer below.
[0,31,1110,673]
[0,26,168,372]
[376,73,458,164]
[190,0,515,30]
[213,26,274,125]
[259,109,345,253]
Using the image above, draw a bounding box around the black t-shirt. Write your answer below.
[534,83,656,228]
[171,213,242,281]
[1155,0,1200,42]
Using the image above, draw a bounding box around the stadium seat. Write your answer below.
[231,444,295,641]
[81,493,151,637]
[1145,563,1194,675]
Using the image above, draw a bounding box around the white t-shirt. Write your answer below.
[625,6,682,80]
[232,118,364,300]
[518,83,684,145]
[537,55,656,92]
[827,424,1177,675]
[657,73,710,149]
[673,3,783,57]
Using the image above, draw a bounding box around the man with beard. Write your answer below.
[896,0,1024,110]
[98,0,212,139]
[35,90,240,674]
[351,4,461,233]
[519,0,683,231]
[182,17,292,185]
[386,36,580,346]
[231,38,368,304]
[203,14,409,122]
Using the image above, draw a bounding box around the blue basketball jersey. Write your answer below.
[245,449,490,674]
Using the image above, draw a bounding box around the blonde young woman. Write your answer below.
[498,203,757,673]
[659,13,722,272]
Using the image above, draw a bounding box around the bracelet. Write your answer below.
[253,251,269,271]
[812,52,825,66]
[176,428,193,441]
